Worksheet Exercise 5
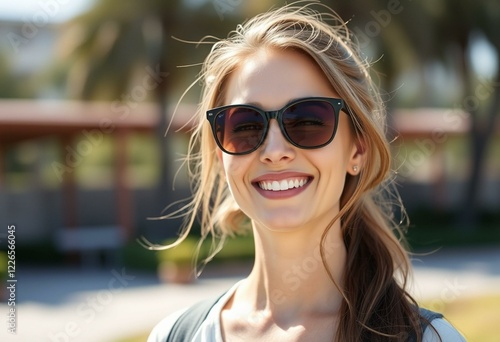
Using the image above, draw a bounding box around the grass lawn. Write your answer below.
[117,294,500,342]
[115,332,149,342]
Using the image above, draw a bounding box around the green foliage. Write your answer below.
[405,209,500,250]
[0,251,7,280]
[14,242,63,265]
[123,233,255,273]
[0,51,35,98]
[122,242,159,272]
[212,234,255,262]
[156,236,200,265]
[155,234,255,267]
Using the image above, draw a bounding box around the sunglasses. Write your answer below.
[206,97,349,155]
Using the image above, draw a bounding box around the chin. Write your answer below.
[255,214,310,233]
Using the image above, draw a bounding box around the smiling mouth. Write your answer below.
[258,177,310,191]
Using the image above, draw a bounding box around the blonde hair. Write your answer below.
[152,2,436,341]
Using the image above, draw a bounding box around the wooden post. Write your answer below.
[60,135,79,265]
[115,129,133,241]
[61,135,78,229]
[0,143,4,188]
[433,144,447,211]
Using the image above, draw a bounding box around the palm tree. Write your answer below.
[55,0,186,240]
[52,0,254,239]
[332,0,499,230]
[453,0,500,230]
[392,0,500,229]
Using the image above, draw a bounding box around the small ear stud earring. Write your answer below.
[353,166,359,173]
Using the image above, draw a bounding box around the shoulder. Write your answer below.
[147,308,188,342]
[147,281,242,342]
[147,297,222,342]
[423,318,466,342]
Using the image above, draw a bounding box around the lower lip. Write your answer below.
[253,180,311,200]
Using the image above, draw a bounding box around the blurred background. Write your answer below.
[0,0,499,341]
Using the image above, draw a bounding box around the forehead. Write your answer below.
[224,48,337,109]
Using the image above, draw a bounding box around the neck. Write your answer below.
[239,221,347,320]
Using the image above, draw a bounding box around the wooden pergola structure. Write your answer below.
[0,101,475,247]
[0,99,161,242]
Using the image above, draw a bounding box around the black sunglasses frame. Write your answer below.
[206,97,349,155]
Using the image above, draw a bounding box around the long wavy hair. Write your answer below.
[149,2,437,341]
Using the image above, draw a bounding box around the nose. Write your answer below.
[259,120,296,164]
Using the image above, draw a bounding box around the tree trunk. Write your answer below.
[457,74,500,232]
[154,17,172,218]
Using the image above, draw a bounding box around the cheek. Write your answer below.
[310,144,350,187]
[221,155,255,206]
[221,154,250,181]
[320,158,347,185]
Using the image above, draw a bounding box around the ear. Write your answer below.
[346,138,366,176]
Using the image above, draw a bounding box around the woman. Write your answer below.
[148,3,465,341]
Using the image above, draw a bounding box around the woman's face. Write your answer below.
[219,48,363,233]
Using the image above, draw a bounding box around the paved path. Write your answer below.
[1,246,499,342]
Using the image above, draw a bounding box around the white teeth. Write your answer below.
[258,178,309,191]
[272,181,280,191]
[280,180,288,190]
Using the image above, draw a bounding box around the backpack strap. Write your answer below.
[408,307,444,342]
[166,292,227,342]
[419,307,443,324]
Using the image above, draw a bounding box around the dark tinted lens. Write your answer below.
[215,107,266,154]
[282,100,336,147]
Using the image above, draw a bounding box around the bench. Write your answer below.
[55,226,124,267]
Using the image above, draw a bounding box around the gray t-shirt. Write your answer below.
[148,281,466,342]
